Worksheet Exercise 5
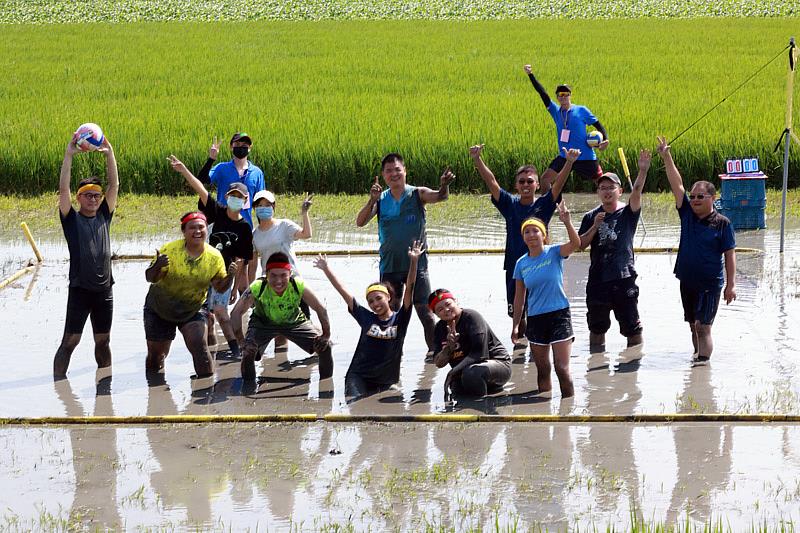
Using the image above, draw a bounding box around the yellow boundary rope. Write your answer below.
[111,247,763,261]
[1,413,798,426]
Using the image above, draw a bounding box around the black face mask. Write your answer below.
[232,146,249,159]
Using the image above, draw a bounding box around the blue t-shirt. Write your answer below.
[513,245,569,316]
[208,160,266,227]
[347,301,413,385]
[377,185,428,274]
[492,189,559,271]
[674,195,736,289]
[547,102,598,161]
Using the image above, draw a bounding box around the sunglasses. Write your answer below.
[556,92,571,97]
[80,193,102,200]
[688,194,710,200]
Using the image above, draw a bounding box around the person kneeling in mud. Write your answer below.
[239,252,333,381]
[314,242,423,399]
[429,290,512,399]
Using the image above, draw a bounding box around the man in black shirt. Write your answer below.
[578,150,651,352]
[169,155,253,359]
[54,134,119,378]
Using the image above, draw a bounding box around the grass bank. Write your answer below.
[2,19,798,194]
[2,190,796,240]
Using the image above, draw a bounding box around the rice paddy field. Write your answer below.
[1,13,799,194]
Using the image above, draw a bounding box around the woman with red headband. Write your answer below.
[144,212,238,378]
[511,201,581,398]
[429,289,511,399]
[239,252,332,381]
[313,241,423,399]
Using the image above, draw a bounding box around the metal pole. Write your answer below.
[781,130,790,253]
[781,37,796,253]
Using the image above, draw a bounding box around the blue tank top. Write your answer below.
[377,185,428,274]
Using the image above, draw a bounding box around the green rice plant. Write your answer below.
[1,0,799,24]
[0,19,798,195]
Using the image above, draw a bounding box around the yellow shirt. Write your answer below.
[145,239,226,323]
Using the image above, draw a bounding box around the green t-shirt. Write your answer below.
[145,239,226,323]
[250,276,307,326]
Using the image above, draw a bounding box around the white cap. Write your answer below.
[253,190,276,204]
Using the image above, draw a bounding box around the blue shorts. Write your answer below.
[680,283,721,326]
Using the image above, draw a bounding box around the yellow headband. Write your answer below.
[521,218,546,237]
[77,184,103,196]
[366,284,390,297]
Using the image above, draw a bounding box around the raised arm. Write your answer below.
[197,137,221,184]
[313,254,354,311]
[628,149,652,213]
[145,249,169,283]
[523,65,551,107]
[99,139,119,212]
[558,202,581,257]
[418,167,455,205]
[295,193,313,239]
[469,144,501,201]
[59,138,80,216]
[356,176,381,226]
[550,147,580,199]
[168,155,209,206]
[302,287,331,340]
[657,136,685,208]
[211,261,239,292]
[403,241,423,310]
[579,211,606,250]
[434,320,458,368]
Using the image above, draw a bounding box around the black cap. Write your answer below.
[230,132,252,145]
[597,172,622,187]
[555,84,572,94]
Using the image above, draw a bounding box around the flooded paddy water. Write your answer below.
[1,194,800,529]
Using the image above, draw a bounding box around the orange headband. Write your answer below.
[521,218,547,237]
[428,291,455,312]
[77,184,102,196]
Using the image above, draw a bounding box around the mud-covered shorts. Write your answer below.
[585,276,642,337]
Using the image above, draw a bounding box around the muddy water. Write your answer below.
[1,193,800,528]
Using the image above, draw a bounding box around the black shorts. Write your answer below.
[143,305,208,342]
[547,156,603,181]
[525,307,574,346]
[585,276,642,337]
[381,268,432,308]
[680,283,721,326]
[505,269,527,318]
[64,286,113,335]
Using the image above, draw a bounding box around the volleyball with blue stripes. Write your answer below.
[586,130,604,148]
[74,123,104,152]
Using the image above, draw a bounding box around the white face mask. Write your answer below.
[227,196,245,212]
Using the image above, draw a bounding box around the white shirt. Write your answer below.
[252,219,301,272]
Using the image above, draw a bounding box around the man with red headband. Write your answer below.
[54,132,119,379]
[238,252,333,382]
[144,212,238,379]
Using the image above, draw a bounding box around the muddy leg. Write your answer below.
[531,344,552,394]
[552,340,574,398]
[92,333,111,369]
[54,333,81,378]
[180,320,214,378]
[146,340,172,373]
[694,322,713,360]
[689,323,699,355]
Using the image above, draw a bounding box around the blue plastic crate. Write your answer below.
[717,205,766,231]
[719,172,766,206]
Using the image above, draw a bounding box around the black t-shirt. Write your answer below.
[200,196,254,268]
[579,204,640,286]
[60,200,114,291]
[346,301,413,385]
[432,308,510,368]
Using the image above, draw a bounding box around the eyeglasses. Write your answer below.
[80,193,102,200]
[597,185,618,192]
[517,178,537,184]
[688,194,710,200]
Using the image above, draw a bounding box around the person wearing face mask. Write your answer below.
[578,150,652,353]
[313,242,422,399]
[196,133,265,227]
[469,143,580,341]
[430,289,512,400]
[54,133,119,378]
[523,64,610,192]
[168,155,253,359]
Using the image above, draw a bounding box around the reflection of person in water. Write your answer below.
[314,242,422,399]
[54,374,120,528]
[667,364,732,523]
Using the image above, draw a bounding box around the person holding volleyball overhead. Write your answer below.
[511,202,581,398]
[523,64,609,191]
